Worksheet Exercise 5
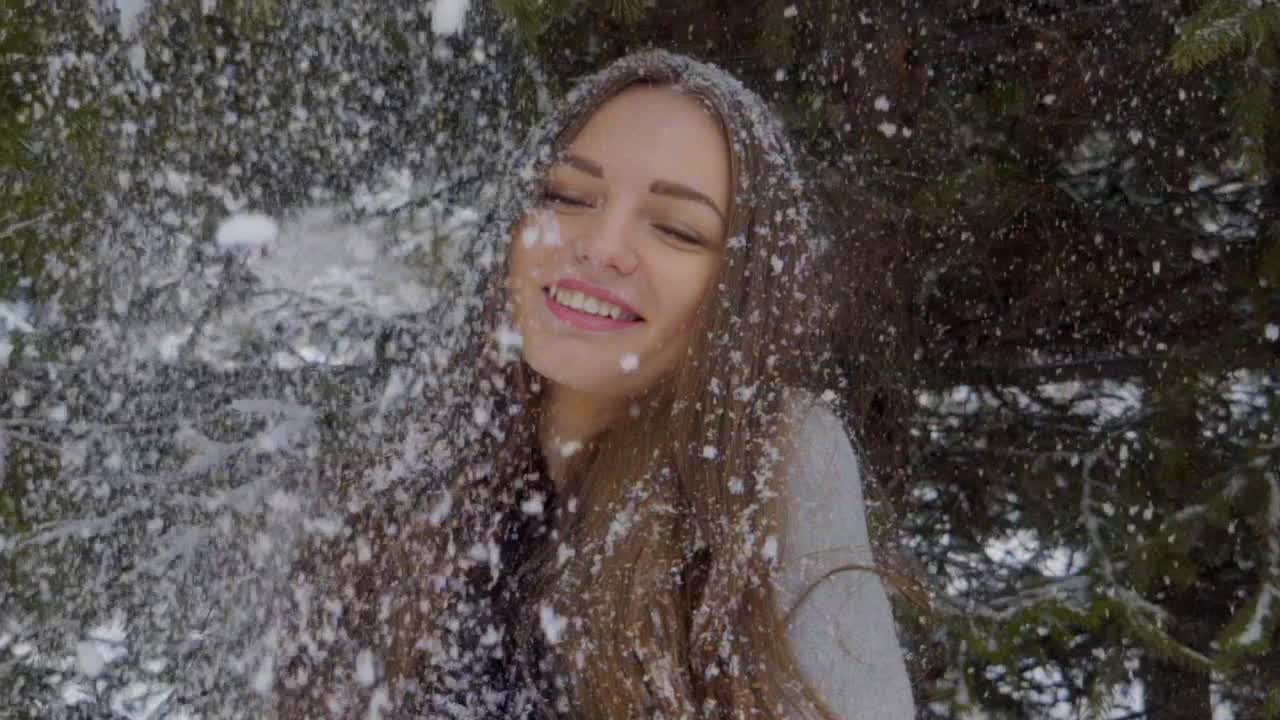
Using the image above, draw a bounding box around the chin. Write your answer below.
[529,354,612,393]
[523,344,638,398]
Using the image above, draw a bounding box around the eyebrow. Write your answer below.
[558,153,728,227]
[649,180,727,226]
[560,153,604,178]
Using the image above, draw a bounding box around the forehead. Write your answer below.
[562,85,731,199]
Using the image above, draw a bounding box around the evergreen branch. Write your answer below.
[1215,472,1280,654]
[0,212,51,241]
[606,0,645,24]
[1170,1,1280,73]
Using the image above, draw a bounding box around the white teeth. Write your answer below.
[550,286,634,320]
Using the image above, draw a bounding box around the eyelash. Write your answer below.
[654,225,702,246]
[540,189,704,246]
[541,189,592,208]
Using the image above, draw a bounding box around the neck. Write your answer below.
[539,382,625,490]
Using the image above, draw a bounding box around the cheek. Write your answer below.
[640,256,720,374]
[508,225,546,290]
[658,257,719,330]
[510,212,567,280]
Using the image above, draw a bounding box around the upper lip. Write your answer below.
[547,278,644,319]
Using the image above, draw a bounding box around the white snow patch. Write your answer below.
[156,329,192,362]
[127,43,147,74]
[877,121,898,137]
[249,650,274,696]
[428,491,453,525]
[1236,473,1280,647]
[520,224,540,247]
[701,445,719,460]
[619,352,639,373]
[1265,324,1279,342]
[0,301,34,334]
[77,640,112,678]
[60,681,93,706]
[90,614,128,645]
[1190,171,1218,192]
[1236,583,1277,646]
[214,212,278,250]
[113,0,149,36]
[873,95,891,112]
[783,4,798,18]
[539,603,568,645]
[355,648,377,687]
[368,686,391,720]
[224,205,434,343]
[431,0,470,36]
[761,534,779,563]
[521,494,545,516]
[540,210,562,246]
[46,404,69,424]
[496,325,523,352]
[1,299,33,361]
[1192,245,1220,263]
[110,681,174,720]
[560,440,583,458]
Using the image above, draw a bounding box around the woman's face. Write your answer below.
[508,85,731,402]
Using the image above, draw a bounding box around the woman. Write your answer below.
[275,50,915,719]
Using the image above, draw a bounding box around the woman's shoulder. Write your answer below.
[773,388,917,718]
[774,387,871,593]
[780,387,859,469]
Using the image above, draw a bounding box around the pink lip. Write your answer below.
[543,287,644,332]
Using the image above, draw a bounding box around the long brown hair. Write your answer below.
[276,50,855,719]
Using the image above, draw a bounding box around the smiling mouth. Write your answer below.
[542,286,645,324]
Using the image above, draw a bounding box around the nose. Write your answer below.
[572,202,639,276]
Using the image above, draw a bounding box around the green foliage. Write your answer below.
[1,439,60,618]
[496,0,584,56]
[0,1,108,305]
[1169,0,1280,72]
[480,1,1277,715]
[1170,0,1280,178]
[1,0,1275,716]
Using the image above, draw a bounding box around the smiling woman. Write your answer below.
[509,85,731,467]
[275,50,915,719]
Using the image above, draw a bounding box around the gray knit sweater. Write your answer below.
[778,397,916,719]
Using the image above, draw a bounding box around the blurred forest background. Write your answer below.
[2,0,1277,718]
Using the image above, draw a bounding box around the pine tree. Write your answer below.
[496,1,1280,716]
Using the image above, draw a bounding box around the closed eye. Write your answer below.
[654,224,703,246]
[541,189,593,209]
